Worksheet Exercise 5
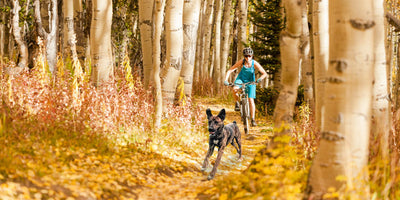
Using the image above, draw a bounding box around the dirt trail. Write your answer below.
[136,98,272,200]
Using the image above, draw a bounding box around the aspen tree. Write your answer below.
[312,0,329,130]
[162,0,184,107]
[306,0,375,198]
[34,0,58,74]
[237,0,248,61]
[139,0,154,88]
[200,0,214,79]
[90,0,113,84]
[152,0,165,128]
[212,0,223,91]
[220,0,233,83]
[180,0,201,98]
[272,0,302,136]
[11,0,28,70]
[371,0,390,161]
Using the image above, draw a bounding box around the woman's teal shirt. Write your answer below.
[234,59,256,99]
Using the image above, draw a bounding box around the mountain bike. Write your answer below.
[228,81,257,134]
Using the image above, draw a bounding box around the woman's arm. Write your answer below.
[224,59,243,82]
[254,61,268,81]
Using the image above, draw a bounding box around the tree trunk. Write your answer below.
[237,0,248,61]
[34,0,58,74]
[200,0,214,79]
[90,0,113,85]
[63,0,79,61]
[194,1,206,84]
[11,0,28,70]
[306,0,374,198]
[272,0,302,136]
[152,0,165,128]
[46,0,57,74]
[139,0,154,89]
[0,0,5,58]
[312,0,329,131]
[371,0,390,161]
[300,2,313,110]
[212,0,222,92]
[73,0,88,62]
[220,0,233,83]
[162,0,184,108]
[180,0,201,98]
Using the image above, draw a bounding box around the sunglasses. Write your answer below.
[245,55,252,58]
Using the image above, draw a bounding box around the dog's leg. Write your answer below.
[208,145,226,180]
[231,140,239,153]
[235,136,242,159]
[201,144,215,171]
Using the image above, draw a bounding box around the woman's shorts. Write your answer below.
[234,79,256,99]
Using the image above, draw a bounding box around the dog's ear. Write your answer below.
[217,109,226,121]
[206,108,212,119]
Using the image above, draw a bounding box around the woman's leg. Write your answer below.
[249,98,255,119]
[249,98,257,126]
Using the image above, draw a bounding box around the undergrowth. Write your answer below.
[0,57,206,199]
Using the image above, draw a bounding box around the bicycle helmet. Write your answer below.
[243,47,253,56]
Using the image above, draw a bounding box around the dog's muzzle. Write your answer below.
[208,129,215,135]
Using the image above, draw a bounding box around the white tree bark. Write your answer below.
[139,0,154,88]
[212,0,222,91]
[371,0,390,161]
[272,0,302,135]
[220,0,233,82]
[152,0,165,128]
[237,0,248,61]
[162,0,184,108]
[11,0,28,70]
[200,0,214,79]
[312,0,329,131]
[307,0,374,198]
[90,0,113,85]
[0,0,5,58]
[34,0,58,74]
[194,1,206,83]
[300,2,313,110]
[63,0,79,61]
[180,0,201,98]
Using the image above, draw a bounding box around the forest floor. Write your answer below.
[0,96,274,200]
[135,97,273,200]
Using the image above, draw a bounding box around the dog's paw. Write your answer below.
[237,156,243,161]
[201,167,207,172]
[207,175,214,180]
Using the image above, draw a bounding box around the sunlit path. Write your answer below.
[135,97,272,200]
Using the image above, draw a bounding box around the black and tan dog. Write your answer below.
[201,108,242,180]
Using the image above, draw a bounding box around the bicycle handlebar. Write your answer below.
[226,81,257,87]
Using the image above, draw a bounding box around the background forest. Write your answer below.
[0,0,400,199]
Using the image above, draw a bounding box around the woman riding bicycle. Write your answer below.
[224,47,267,126]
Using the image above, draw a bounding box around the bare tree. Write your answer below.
[34,0,58,74]
[152,0,166,128]
[11,0,28,71]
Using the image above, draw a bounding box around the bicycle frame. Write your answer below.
[229,81,256,134]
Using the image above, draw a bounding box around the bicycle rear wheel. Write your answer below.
[241,98,250,134]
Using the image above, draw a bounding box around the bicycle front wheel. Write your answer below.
[241,98,250,134]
